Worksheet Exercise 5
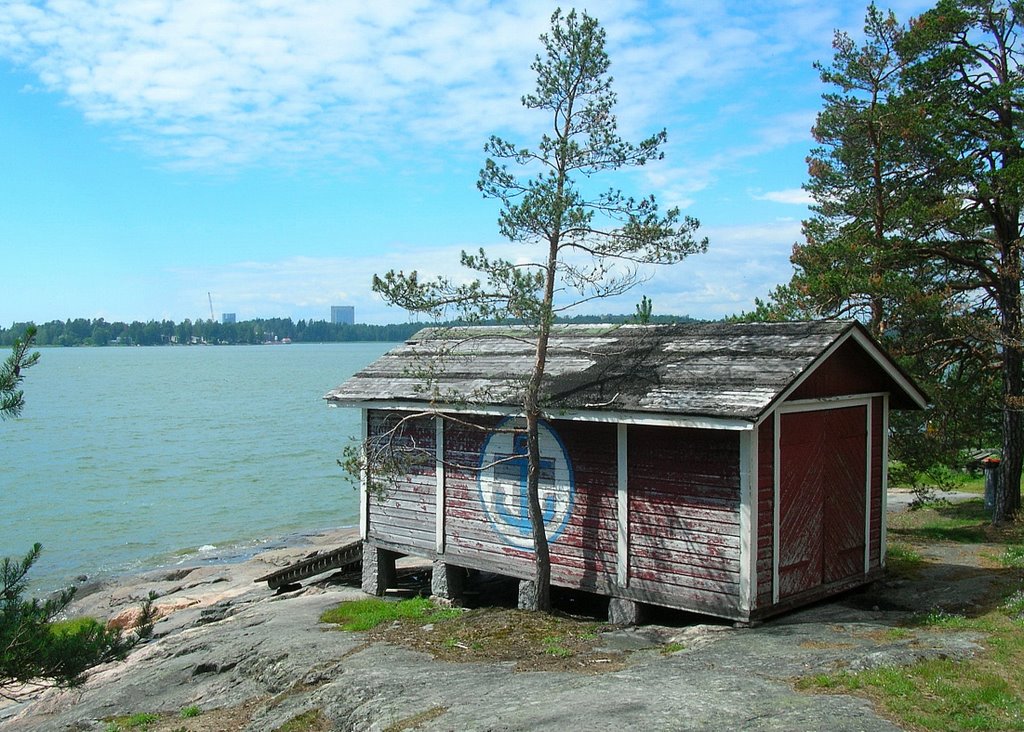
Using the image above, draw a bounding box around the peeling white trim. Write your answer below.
[881,395,890,567]
[772,410,781,605]
[754,329,926,428]
[359,409,368,541]
[435,415,445,554]
[864,399,873,574]
[776,395,875,415]
[332,400,755,432]
[739,429,757,613]
[617,423,629,588]
[848,329,929,409]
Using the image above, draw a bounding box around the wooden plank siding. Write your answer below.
[777,406,868,598]
[441,414,507,569]
[442,418,620,590]
[548,422,618,590]
[627,425,742,615]
[366,410,437,552]
[789,339,898,401]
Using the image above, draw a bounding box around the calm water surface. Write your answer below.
[1,343,391,591]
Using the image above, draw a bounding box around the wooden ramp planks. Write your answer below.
[254,540,363,590]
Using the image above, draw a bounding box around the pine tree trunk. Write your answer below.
[996,311,1023,522]
[995,269,1023,522]
[525,409,551,611]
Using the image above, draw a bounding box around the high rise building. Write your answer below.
[331,306,355,325]
[222,313,237,324]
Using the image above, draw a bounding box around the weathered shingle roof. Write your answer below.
[325,321,926,423]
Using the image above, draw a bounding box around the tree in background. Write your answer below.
[758,0,1022,520]
[370,9,706,610]
[769,5,917,334]
[899,0,1024,521]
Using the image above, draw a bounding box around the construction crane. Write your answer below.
[208,292,215,322]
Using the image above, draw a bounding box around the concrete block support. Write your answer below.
[608,597,644,626]
[430,561,465,605]
[517,580,538,611]
[361,543,398,596]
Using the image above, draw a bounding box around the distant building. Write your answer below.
[222,313,237,324]
[331,306,355,325]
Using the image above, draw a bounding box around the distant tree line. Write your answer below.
[0,312,695,348]
[0,318,422,347]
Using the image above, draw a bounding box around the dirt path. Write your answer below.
[1,497,1010,732]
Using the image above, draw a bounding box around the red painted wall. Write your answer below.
[627,425,742,615]
[777,406,867,598]
[790,339,895,401]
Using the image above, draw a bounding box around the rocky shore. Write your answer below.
[0,493,1001,731]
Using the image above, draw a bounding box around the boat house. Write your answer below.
[325,321,927,624]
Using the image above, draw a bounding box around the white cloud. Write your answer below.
[0,1,877,172]
[164,215,802,325]
[752,188,813,205]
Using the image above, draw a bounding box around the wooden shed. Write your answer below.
[325,321,927,623]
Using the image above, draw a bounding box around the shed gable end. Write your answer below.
[786,338,919,408]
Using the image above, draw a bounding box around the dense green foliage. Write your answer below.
[750,0,1024,519]
[0,325,39,420]
[0,544,155,698]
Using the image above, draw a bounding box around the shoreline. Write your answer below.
[1,525,365,726]
[2,490,992,731]
[64,524,360,595]
[67,525,363,625]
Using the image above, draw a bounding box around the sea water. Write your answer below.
[0,342,391,592]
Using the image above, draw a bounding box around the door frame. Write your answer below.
[772,395,876,604]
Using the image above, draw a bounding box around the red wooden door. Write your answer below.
[778,407,867,598]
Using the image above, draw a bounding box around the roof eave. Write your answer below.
[326,397,757,431]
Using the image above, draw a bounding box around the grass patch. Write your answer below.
[179,705,201,719]
[800,597,1024,731]
[1002,589,1024,621]
[320,597,624,671]
[363,606,626,673]
[273,708,331,732]
[49,616,106,637]
[885,543,924,576]
[104,713,161,731]
[542,635,574,658]
[1000,545,1024,569]
[889,499,1024,545]
[319,597,461,632]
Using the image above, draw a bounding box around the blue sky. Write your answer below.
[0,0,932,326]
